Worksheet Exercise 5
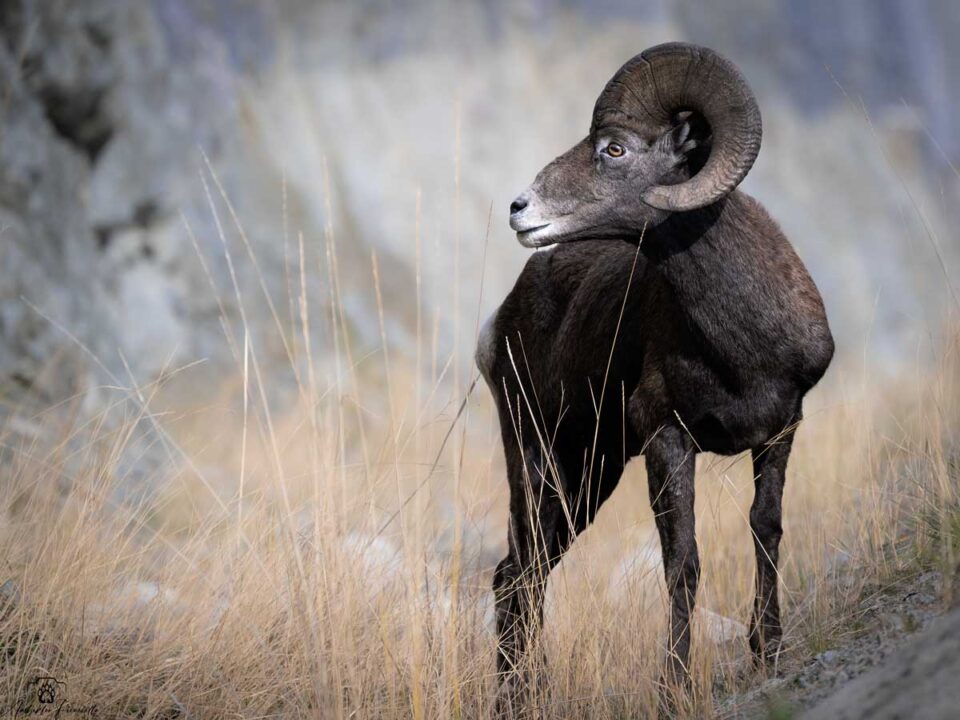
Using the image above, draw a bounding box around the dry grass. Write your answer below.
[1,187,958,719]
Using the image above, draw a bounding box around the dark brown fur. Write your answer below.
[478,190,833,704]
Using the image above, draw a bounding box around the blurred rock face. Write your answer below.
[1,0,957,410]
[0,0,241,404]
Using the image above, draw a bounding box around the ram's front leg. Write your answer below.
[493,441,571,715]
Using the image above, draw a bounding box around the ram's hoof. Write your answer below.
[493,674,524,717]
[494,671,546,718]
[750,633,787,671]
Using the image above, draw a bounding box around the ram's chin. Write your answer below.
[516,224,558,248]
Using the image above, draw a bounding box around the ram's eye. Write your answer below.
[605,143,625,157]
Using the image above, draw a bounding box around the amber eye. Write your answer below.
[605,142,625,157]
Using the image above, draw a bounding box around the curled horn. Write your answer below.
[592,42,762,211]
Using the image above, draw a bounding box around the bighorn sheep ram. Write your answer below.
[476,42,834,706]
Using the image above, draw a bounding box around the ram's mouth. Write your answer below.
[515,224,553,248]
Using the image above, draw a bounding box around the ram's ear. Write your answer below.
[666,111,712,174]
[669,111,709,151]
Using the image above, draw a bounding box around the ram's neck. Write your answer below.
[641,192,773,351]
[643,195,738,296]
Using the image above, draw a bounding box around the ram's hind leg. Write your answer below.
[645,425,699,691]
[748,410,800,665]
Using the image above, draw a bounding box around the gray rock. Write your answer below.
[699,608,748,644]
[816,649,840,667]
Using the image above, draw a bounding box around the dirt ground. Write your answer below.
[720,569,955,719]
[801,605,960,720]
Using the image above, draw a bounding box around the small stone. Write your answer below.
[817,650,840,667]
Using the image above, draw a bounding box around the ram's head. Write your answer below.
[509,42,762,247]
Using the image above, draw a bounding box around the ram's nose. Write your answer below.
[509,194,529,216]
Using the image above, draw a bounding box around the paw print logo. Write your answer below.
[36,676,64,704]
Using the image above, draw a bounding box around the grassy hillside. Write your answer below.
[1,237,956,717]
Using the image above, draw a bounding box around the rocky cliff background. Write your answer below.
[1,0,958,412]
